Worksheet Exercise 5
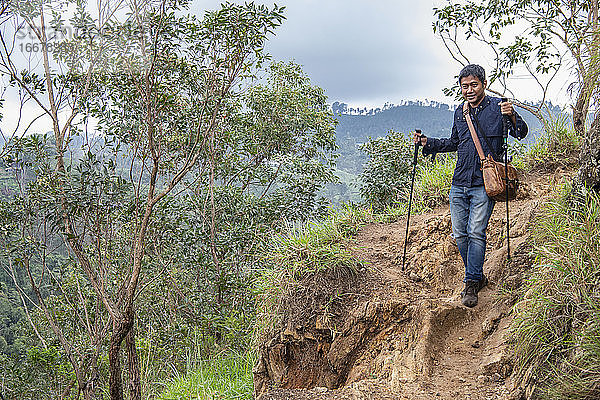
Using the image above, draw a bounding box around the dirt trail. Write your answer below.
[255,171,566,400]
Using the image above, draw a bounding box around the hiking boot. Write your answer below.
[461,280,479,307]
[461,275,488,308]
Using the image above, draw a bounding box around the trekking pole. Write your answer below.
[501,98,511,261]
[402,129,421,271]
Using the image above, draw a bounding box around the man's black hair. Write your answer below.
[458,64,486,84]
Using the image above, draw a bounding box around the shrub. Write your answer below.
[511,185,600,399]
[359,131,420,211]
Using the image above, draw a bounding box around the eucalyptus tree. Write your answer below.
[101,59,339,387]
[0,0,286,398]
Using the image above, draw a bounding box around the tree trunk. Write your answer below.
[126,323,142,400]
[109,315,133,400]
[573,97,588,138]
[576,112,600,191]
[572,72,595,138]
[109,333,124,400]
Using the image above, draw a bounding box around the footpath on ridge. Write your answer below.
[254,169,568,400]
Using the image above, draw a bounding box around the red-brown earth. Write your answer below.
[254,169,569,400]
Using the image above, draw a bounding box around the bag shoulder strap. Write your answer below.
[462,102,486,161]
[471,106,500,160]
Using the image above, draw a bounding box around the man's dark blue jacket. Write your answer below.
[423,95,528,187]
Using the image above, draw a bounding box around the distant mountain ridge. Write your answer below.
[332,100,547,142]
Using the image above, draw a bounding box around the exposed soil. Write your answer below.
[254,171,569,400]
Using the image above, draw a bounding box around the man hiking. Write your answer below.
[414,64,528,307]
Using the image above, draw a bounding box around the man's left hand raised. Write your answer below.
[499,100,516,125]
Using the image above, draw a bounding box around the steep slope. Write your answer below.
[254,171,567,400]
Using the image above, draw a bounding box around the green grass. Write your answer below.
[255,205,370,343]
[156,205,376,400]
[156,352,255,400]
[413,153,455,208]
[265,210,366,278]
[510,184,600,399]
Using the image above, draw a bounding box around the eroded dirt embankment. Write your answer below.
[254,171,566,400]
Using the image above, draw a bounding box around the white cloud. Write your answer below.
[193,0,459,105]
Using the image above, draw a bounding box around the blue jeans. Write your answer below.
[449,185,495,282]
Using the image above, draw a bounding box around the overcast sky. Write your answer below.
[196,0,458,107]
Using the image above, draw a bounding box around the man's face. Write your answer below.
[460,75,487,106]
